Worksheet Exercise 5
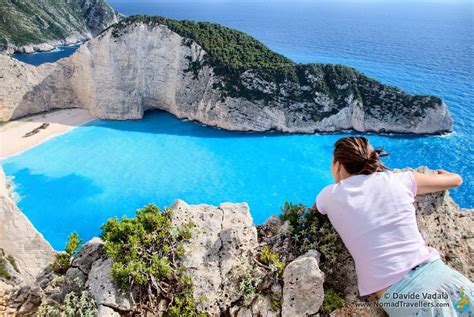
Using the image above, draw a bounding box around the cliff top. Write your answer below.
[107,15,443,110]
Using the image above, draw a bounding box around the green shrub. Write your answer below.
[6,255,19,272]
[65,232,82,256]
[38,276,97,316]
[270,291,283,311]
[51,232,82,274]
[238,268,262,306]
[280,202,340,270]
[320,288,345,313]
[101,204,205,316]
[51,253,71,274]
[0,252,19,280]
[259,246,285,276]
[0,257,10,280]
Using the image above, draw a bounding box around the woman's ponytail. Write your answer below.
[333,137,390,175]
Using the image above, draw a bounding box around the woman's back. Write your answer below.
[316,170,440,296]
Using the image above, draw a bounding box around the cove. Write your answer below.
[2,111,468,250]
[12,44,80,66]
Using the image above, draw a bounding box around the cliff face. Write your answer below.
[0,0,120,54]
[0,17,452,134]
[0,56,57,121]
[0,167,472,316]
[0,168,55,287]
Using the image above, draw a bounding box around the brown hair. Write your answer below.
[333,136,390,175]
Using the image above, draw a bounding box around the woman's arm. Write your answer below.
[413,170,463,195]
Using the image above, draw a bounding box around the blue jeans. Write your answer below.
[377,259,473,316]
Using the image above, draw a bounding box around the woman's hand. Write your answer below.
[413,170,463,195]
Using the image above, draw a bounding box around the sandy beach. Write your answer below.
[0,108,95,159]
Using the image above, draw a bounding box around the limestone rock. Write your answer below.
[97,304,121,317]
[70,237,104,276]
[85,257,133,312]
[236,307,252,317]
[0,56,57,122]
[398,167,473,280]
[170,199,258,316]
[0,249,24,286]
[64,267,87,283]
[232,295,279,317]
[0,167,55,285]
[259,215,290,238]
[251,295,279,317]
[282,251,324,317]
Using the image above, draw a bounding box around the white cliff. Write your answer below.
[0,168,55,285]
[0,17,452,134]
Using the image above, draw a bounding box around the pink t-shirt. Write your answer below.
[316,170,440,296]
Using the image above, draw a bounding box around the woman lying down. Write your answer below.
[314,136,472,316]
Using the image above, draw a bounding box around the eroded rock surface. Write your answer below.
[171,200,259,315]
[282,251,324,317]
[0,57,56,122]
[0,167,55,285]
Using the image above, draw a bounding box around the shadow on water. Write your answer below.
[7,167,104,249]
[84,109,435,141]
[83,110,289,139]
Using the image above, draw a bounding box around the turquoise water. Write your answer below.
[3,111,461,250]
[5,1,473,249]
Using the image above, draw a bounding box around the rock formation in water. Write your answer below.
[0,0,120,54]
[0,167,472,316]
[0,16,452,134]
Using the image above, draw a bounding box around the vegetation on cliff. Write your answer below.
[0,0,118,48]
[101,204,205,316]
[280,202,340,268]
[51,232,82,274]
[38,276,97,317]
[277,202,346,313]
[0,249,19,282]
[108,15,294,78]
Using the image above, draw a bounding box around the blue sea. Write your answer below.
[13,45,80,66]
[6,1,473,250]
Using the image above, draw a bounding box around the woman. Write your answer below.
[315,136,472,316]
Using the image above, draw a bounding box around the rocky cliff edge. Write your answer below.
[0,167,472,316]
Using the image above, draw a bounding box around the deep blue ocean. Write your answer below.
[6,1,473,249]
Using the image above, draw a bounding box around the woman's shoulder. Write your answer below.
[320,183,337,195]
[367,170,417,197]
[315,184,336,214]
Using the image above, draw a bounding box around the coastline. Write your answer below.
[1,35,89,55]
[0,108,95,159]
